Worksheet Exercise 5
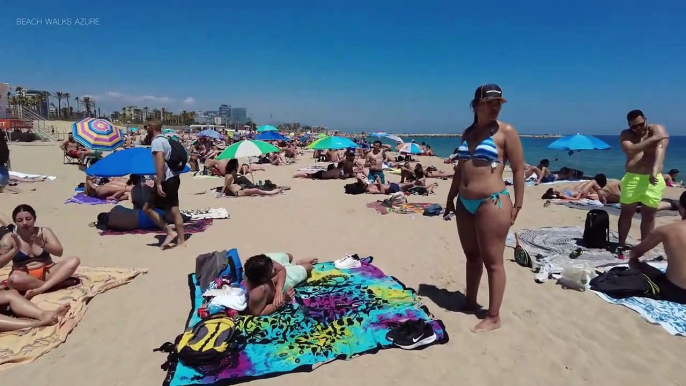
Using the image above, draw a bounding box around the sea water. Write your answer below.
[390,135,686,180]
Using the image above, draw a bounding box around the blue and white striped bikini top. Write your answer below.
[456,134,502,164]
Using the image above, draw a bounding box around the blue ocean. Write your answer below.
[389,135,686,180]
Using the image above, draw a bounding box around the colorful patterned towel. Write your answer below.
[99,219,213,236]
[366,201,434,215]
[162,257,448,385]
[591,265,686,336]
[65,192,116,205]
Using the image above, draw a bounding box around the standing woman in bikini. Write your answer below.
[0,205,81,299]
[445,84,525,332]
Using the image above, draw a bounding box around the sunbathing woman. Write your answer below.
[541,175,607,202]
[293,162,346,179]
[223,159,284,197]
[0,205,81,299]
[0,289,70,332]
[85,176,131,201]
[445,84,525,332]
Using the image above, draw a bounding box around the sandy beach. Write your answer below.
[1,142,685,386]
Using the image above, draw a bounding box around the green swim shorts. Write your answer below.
[265,252,307,292]
[620,172,666,209]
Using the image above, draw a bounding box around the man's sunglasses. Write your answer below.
[630,121,646,130]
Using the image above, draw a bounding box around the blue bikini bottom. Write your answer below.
[458,188,510,215]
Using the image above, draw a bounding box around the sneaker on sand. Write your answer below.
[535,261,553,283]
[392,321,437,350]
[386,320,423,342]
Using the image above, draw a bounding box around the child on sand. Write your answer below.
[243,253,317,316]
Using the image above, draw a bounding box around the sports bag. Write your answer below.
[166,137,188,172]
[582,209,610,249]
[589,267,660,299]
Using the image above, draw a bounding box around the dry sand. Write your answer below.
[1,143,684,386]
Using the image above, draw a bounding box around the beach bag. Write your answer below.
[196,249,243,291]
[589,267,659,299]
[423,204,443,216]
[166,137,188,172]
[155,315,241,371]
[582,209,610,249]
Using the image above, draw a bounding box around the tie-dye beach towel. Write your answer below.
[162,257,448,386]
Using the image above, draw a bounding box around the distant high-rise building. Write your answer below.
[230,108,247,124]
[218,104,231,122]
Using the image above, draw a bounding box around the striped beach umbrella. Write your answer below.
[307,136,358,150]
[72,118,124,151]
[216,140,280,160]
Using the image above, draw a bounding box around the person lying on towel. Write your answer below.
[94,205,189,232]
[629,190,686,304]
[243,253,318,316]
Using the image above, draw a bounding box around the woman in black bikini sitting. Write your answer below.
[223,159,284,197]
[0,205,81,299]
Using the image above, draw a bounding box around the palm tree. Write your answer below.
[81,96,93,117]
[54,92,65,118]
[64,93,71,118]
[160,107,167,123]
[74,96,81,113]
[152,109,161,120]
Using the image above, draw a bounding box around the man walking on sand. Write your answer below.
[144,120,185,249]
[618,110,668,252]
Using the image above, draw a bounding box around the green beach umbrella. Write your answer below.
[307,136,358,150]
[217,140,279,160]
[162,128,175,134]
[256,125,278,132]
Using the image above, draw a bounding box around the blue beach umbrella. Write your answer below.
[85,147,190,177]
[256,125,278,132]
[368,131,388,137]
[255,131,289,141]
[398,142,423,154]
[197,129,223,140]
[547,134,611,151]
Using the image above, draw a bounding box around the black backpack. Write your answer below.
[344,183,366,195]
[583,209,610,249]
[589,267,660,299]
[158,135,188,172]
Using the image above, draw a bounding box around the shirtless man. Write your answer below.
[618,110,669,249]
[365,140,388,184]
[629,191,686,305]
[244,253,317,316]
[60,134,94,161]
[293,162,346,180]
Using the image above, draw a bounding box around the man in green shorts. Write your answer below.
[243,253,318,316]
[618,110,669,250]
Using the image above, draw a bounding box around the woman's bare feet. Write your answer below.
[25,286,48,300]
[471,315,501,333]
[39,304,70,326]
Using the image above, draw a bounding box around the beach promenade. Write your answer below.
[0,143,684,386]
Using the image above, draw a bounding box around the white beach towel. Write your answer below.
[9,171,56,181]
[180,208,230,221]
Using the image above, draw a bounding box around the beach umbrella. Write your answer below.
[84,147,190,177]
[162,128,176,135]
[256,125,278,132]
[307,136,358,150]
[316,133,327,139]
[385,134,404,143]
[369,131,388,137]
[128,127,138,132]
[217,140,280,160]
[398,142,423,154]
[547,134,611,151]
[72,118,124,151]
[255,131,289,141]
[197,129,223,140]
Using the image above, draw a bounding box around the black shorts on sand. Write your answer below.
[638,262,686,305]
[148,176,180,210]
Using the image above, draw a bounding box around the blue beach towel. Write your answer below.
[161,256,448,386]
[591,267,686,336]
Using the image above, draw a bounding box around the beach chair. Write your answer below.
[63,150,79,165]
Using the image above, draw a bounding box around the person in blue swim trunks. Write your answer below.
[444,84,525,333]
[94,205,176,232]
[365,140,389,184]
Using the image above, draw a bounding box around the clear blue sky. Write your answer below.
[2,0,685,134]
